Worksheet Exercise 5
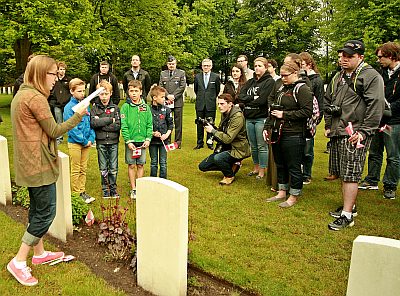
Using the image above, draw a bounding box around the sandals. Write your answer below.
[278,200,297,208]
[265,196,286,203]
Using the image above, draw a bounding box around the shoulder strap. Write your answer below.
[342,63,369,98]
[292,83,305,103]
[330,72,340,95]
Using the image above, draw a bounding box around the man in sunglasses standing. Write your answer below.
[324,40,385,230]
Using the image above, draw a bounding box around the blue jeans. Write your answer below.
[302,138,314,179]
[22,183,57,246]
[246,118,268,168]
[272,134,306,196]
[97,143,119,192]
[149,144,168,178]
[198,151,239,177]
[364,124,400,190]
[54,106,63,141]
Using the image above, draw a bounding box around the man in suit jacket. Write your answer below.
[123,55,151,100]
[159,55,186,148]
[194,58,221,149]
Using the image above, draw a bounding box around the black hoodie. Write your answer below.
[238,71,275,119]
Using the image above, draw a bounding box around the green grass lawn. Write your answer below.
[1,93,399,295]
[0,210,125,296]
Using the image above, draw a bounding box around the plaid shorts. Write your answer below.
[329,136,372,183]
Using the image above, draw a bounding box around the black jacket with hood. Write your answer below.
[238,72,275,119]
[265,79,313,135]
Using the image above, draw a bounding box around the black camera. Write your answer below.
[214,143,223,153]
[195,117,217,146]
[194,117,215,126]
[325,105,342,116]
[270,103,284,112]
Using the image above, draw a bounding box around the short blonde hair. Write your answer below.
[57,61,67,69]
[97,80,112,92]
[23,55,56,97]
[69,78,85,92]
[150,85,166,99]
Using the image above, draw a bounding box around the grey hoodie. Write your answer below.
[324,63,385,139]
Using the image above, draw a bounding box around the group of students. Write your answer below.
[65,78,174,203]
[219,53,323,208]
[6,41,398,285]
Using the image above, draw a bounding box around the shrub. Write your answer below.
[12,186,30,208]
[71,192,89,226]
[98,199,134,261]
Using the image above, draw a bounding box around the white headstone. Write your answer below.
[0,135,12,205]
[2,87,5,94]
[48,151,73,242]
[136,177,188,296]
[7,87,11,95]
[347,235,400,296]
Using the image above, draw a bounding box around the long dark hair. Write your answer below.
[231,63,247,93]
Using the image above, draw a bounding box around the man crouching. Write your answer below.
[199,94,251,185]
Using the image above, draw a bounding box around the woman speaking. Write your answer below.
[8,55,88,286]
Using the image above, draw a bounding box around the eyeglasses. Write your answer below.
[237,60,246,63]
[377,55,385,59]
[280,73,293,78]
[47,72,58,77]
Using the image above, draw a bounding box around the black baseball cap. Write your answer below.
[338,40,365,55]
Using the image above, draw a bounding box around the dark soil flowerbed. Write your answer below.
[0,203,259,296]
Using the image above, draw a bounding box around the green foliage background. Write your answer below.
[1,93,400,295]
[1,0,398,85]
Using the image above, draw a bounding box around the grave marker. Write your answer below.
[0,135,12,205]
[347,235,400,296]
[136,177,188,296]
[48,151,73,242]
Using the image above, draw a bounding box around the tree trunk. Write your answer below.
[14,35,32,75]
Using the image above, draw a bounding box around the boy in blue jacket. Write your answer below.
[64,78,96,204]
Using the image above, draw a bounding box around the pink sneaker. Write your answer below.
[7,259,38,286]
[32,251,65,265]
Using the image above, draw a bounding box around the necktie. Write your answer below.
[169,71,173,78]
[204,73,209,88]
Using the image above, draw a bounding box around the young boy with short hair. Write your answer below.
[149,86,174,178]
[64,78,96,203]
[90,80,121,198]
[120,80,153,199]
